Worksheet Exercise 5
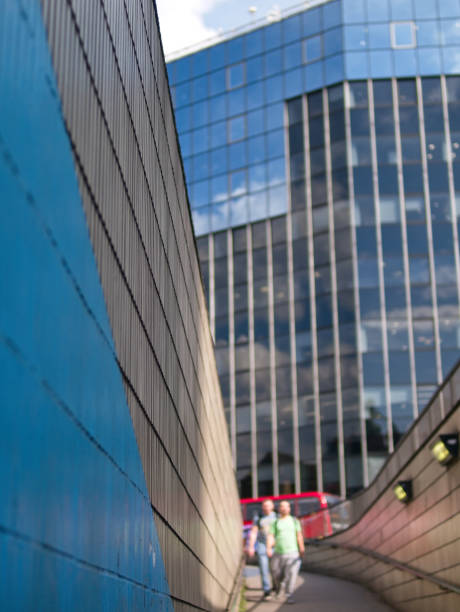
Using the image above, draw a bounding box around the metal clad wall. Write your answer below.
[304,363,460,611]
[0,1,171,609]
[40,0,242,609]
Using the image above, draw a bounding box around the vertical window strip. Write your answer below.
[324,85,346,498]
[304,93,324,492]
[266,219,279,494]
[368,79,394,454]
[440,76,460,329]
[344,81,369,487]
[227,227,237,471]
[209,233,216,343]
[392,78,419,421]
[416,76,444,388]
[285,100,302,493]
[246,224,258,497]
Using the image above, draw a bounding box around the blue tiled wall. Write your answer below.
[0,2,171,609]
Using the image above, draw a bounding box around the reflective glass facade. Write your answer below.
[168,0,460,498]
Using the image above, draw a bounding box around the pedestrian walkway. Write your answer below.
[243,566,395,611]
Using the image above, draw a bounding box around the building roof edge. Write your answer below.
[165,0,331,62]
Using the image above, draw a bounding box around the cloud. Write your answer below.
[156,0,220,57]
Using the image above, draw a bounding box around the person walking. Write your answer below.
[246,499,277,600]
[266,500,305,604]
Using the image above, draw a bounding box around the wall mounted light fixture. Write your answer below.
[394,480,412,503]
[430,433,459,466]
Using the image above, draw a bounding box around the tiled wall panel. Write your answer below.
[0,1,172,608]
[304,364,460,611]
[43,0,242,606]
[0,0,241,609]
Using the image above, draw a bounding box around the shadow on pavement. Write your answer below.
[244,568,395,611]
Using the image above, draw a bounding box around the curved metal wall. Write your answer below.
[0,0,242,610]
[304,361,460,611]
[0,2,171,609]
[40,0,243,610]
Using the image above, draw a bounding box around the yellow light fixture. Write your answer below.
[394,480,412,503]
[430,434,459,466]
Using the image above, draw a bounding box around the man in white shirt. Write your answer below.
[246,499,277,600]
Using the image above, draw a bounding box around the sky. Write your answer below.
[156,0,306,58]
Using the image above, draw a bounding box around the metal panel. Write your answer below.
[40,0,242,609]
[0,1,172,608]
[304,362,460,610]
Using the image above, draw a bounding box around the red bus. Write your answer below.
[241,492,343,541]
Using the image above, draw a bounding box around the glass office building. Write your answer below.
[167,0,460,498]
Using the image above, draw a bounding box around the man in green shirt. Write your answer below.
[266,500,305,604]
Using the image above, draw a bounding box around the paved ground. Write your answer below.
[243,566,395,611]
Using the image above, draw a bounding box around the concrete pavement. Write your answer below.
[243,566,395,611]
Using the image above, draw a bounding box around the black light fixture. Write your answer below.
[430,433,459,466]
[393,480,412,503]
